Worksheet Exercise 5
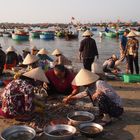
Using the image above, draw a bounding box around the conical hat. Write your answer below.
[31,45,38,51]
[23,67,49,83]
[6,46,16,52]
[23,54,39,65]
[127,31,137,37]
[52,49,62,55]
[37,48,48,55]
[82,30,93,37]
[72,68,99,86]
[23,47,30,52]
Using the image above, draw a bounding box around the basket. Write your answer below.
[123,74,140,83]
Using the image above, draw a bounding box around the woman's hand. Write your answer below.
[63,97,69,104]
[92,90,103,100]
[63,96,72,104]
[43,82,48,89]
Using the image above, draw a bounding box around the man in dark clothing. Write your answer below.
[0,45,6,75]
[79,30,99,71]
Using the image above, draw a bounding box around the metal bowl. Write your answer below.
[44,124,76,140]
[78,122,103,138]
[0,125,36,140]
[67,111,95,126]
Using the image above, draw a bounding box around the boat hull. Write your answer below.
[65,34,78,40]
[3,33,11,37]
[40,33,54,40]
[12,34,29,40]
[30,32,40,38]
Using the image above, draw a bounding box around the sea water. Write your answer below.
[0,28,139,72]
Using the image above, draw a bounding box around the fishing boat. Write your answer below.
[91,27,97,31]
[56,31,65,38]
[65,25,79,40]
[29,31,41,38]
[65,32,78,40]
[12,29,29,41]
[3,32,11,37]
[40,31,55,40]
[105,31,116,38]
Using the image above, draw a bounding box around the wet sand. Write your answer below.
[0,80,140,140]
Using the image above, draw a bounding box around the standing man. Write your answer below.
[119,29,130,73]
[120,29,130,61]
[79,30,99,71]
[0,44,6,75]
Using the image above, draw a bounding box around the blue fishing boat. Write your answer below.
[40,31,55,40]
[91,27,97,31]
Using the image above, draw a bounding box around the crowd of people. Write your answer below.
[0,29,139,126]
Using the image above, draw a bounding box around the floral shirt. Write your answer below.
[126,38,139,56]
[96,80,122,106]
[1,79,34,116]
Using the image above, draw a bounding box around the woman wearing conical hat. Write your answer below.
[37,48,53,71]
[37,48,53,62]
[63,68,123,125]
[52,48,72,66]
[102,54,120,74]
[22,47,30,59]
[126,31,139,74]
[0,67,49,119]
[31,45,39,55]
[4,46,19,70]
[22,54,39,70]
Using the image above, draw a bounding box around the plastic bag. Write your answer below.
[91,61,104,74]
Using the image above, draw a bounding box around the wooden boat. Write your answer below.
[65,25,79,40]
[105,31,116,38]
[40,31,55,40]
[65,33,78,40]
[12,29,29,41]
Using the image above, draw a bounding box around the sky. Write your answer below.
[0,0,140,23]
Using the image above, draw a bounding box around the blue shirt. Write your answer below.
[121,36,127,51]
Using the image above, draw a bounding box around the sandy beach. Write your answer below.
[0,80,140,140]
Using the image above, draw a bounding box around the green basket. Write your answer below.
[123,74,140,83]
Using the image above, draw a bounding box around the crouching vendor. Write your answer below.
[45,64,78,96]
[0,67,49,119]
[63,68,124,125]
